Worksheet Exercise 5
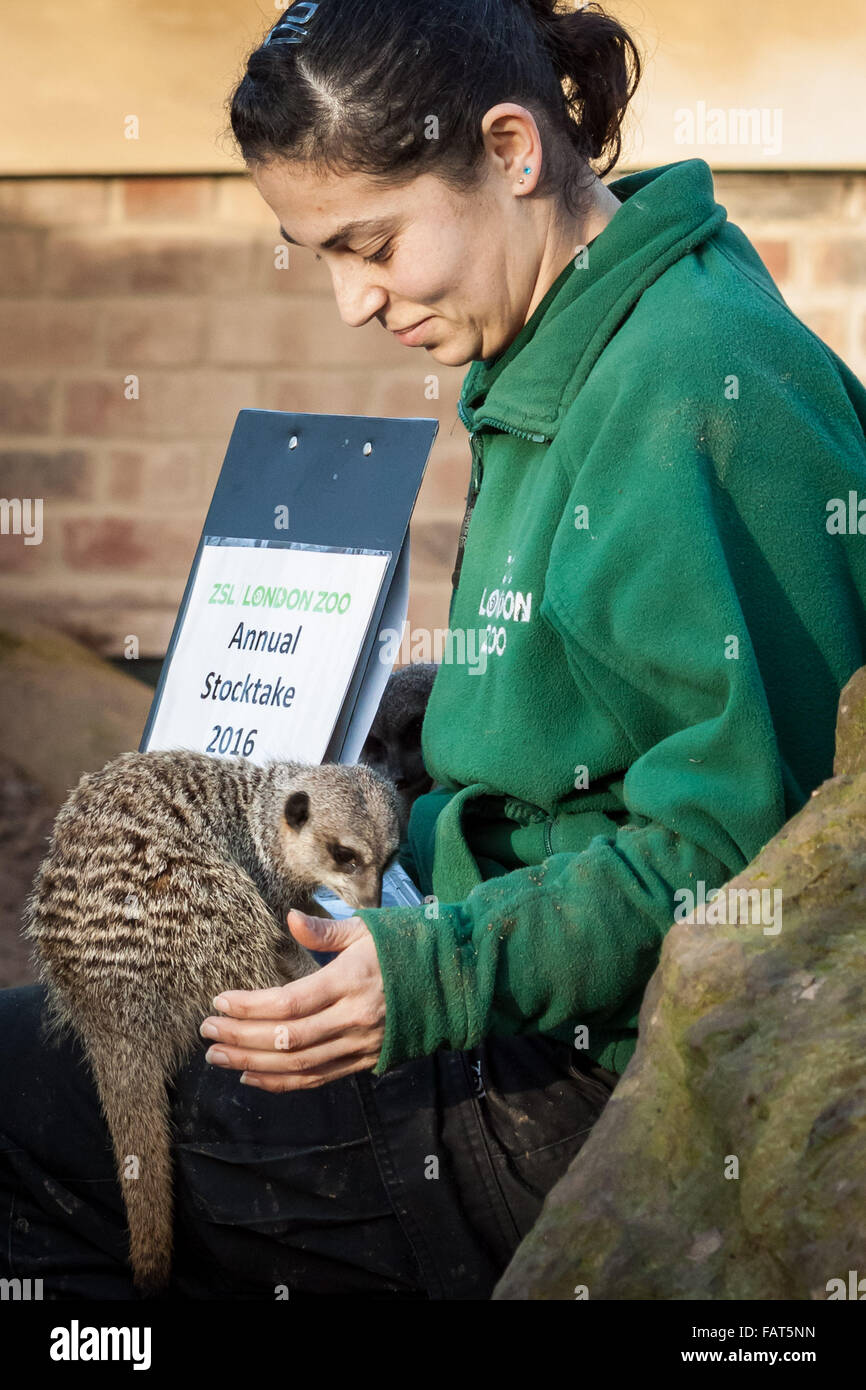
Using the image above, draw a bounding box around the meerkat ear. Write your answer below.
[284,791,310,830]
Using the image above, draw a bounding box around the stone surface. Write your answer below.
[493,668,866,1301]
[0,609,152,986]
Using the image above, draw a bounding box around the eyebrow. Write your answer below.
[278,218,391,251]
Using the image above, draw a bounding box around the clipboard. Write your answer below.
[139,408,438,766]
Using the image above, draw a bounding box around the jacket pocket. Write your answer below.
[458,1036,614,1243]
[566,1053,619,1105]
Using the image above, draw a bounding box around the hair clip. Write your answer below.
[263,2,320,47]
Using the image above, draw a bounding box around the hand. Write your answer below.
[199,911,386,1091]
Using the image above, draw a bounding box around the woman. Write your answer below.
[3,0,866,1300]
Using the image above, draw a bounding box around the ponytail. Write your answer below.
[520,0,642,172]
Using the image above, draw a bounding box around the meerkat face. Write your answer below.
[318,833,400,909]
[281,780,400,910]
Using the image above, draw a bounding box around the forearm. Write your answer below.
[356,821,742,1074]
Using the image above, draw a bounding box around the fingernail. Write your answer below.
[206,1048,229,1065]
[240,1073,262,1088]
[213,995,229,1011]
[200,1023,219,1040]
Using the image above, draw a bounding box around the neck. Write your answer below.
[524,175,621,326]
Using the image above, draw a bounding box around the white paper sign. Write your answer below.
[145,540,390,764]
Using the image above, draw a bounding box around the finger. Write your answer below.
[287,910,369,954]
[240,1052,382,1092]
[211,963,348,1019]
[201,1001,353,1053]
[206,1026,377,1075]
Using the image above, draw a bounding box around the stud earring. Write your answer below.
[518,165,532,185]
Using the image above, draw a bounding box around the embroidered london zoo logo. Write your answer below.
[476,552,532,659]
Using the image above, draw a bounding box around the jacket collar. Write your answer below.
[457,159,728,439]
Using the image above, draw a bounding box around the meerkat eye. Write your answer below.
[329,843,359,872]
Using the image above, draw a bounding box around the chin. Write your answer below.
[426,338,474,368]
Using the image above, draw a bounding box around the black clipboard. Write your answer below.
[139,408,438,764]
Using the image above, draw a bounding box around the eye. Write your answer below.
[363,240,393,265]
[330,843,359,872]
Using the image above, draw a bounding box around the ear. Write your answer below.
[284,791,310,830]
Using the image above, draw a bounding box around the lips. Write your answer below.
[391,317,429,334]
[391,315,434,346]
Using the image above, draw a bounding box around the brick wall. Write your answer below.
[1,171,865,658]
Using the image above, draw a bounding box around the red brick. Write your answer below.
[62,371,259,439]
[214,177,278,228]
[42,232,254,297]
[208,296,407,368]
[103,301,206,366]
[62,517,198,574]
[0,378,55,433]
[712,174,851,223]
[370,369,463,421]
[0,303,102,367]
[248,238,334,294]
[409,518,461,584]
[147,370,260,437]
[104,443,218,506]
[0,229,48,296]
[0,449,92,500]
[200,238,259,295]
[406,584,453,643]
[258,369,376,417]
[752,238,791,284]
[125,235,257,296]
[811,239,866,287]
[59,604,181,659]
[415,440,472,512]
[206,297,312,366]
[791,305,850,359]
[120,177,214,221]
[0,529,44,575]
[0,487,54,577]
[0,179,109,226]
[43,232,132,295]
[120,235,211,295]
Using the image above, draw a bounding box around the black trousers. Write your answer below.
[0,984,616,1300]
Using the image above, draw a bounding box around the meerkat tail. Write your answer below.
[87,1039,176,1294]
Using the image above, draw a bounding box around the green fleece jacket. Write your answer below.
[356,156,866,1078]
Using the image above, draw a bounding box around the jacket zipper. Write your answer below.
[450,428,484,592]
[455,398,558,859]
[451,402,551,596]
[476,415,550,445]
[543,818,554,857]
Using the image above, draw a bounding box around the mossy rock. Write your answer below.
[0,608,152,805]
[493,665,866,1300]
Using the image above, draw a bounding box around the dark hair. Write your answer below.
[227,0,642,220]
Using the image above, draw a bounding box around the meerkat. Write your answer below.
[21,748,400,1295]
[360,662,438,840]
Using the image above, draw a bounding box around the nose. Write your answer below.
[329,263,388,330]
[356,881,383,910]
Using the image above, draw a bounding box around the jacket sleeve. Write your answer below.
[357,385,792,1076]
